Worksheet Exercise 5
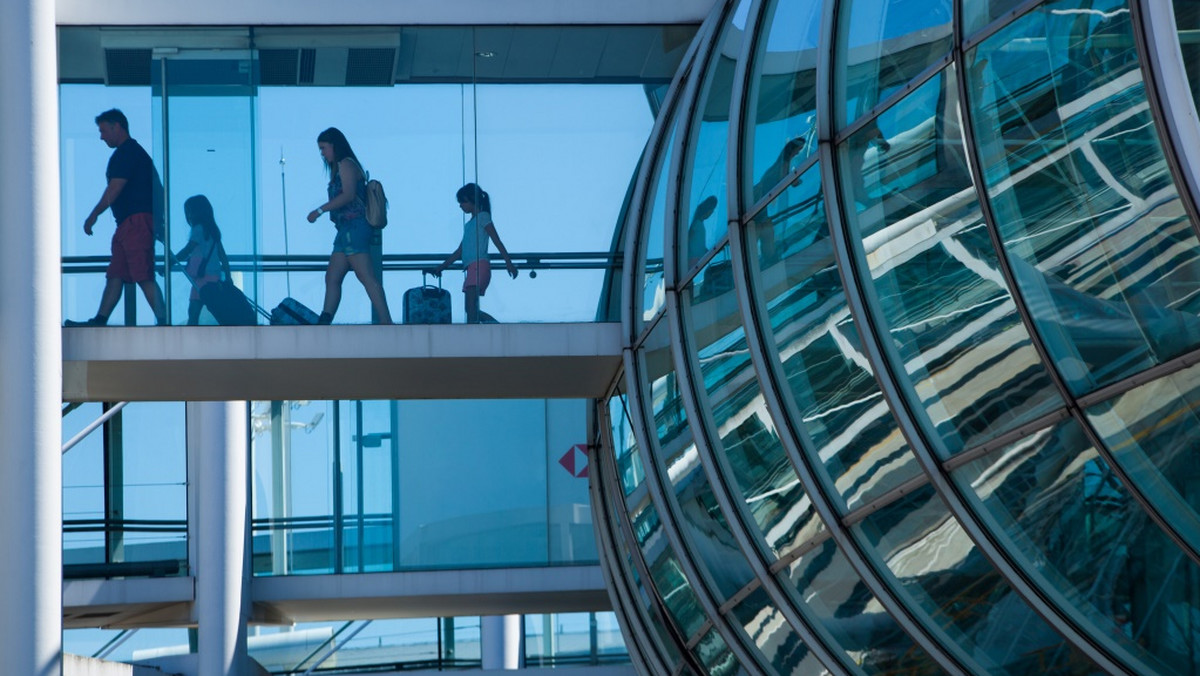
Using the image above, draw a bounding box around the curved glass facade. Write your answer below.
[596,0,1200,673]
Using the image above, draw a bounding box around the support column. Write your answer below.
[481,615,523,670]
[194,401,250,675]
[0,0,61,674]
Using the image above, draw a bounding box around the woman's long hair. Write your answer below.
[183,194,221,243]
[456,183,492,213]
[317,127,359,174]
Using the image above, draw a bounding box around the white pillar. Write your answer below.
[481,615,523,670]
[0,0,62,674]
[194,401,250,675]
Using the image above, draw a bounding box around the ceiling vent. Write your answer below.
[298,48,317,84]
[104,48,151,86]
[258,49,298,85]
[346,48,397,86]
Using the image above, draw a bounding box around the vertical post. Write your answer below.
[270,401,291,575]
[0,0,62,673]
[103,404,125,563]
[481,615,523,670]
[195,401,250,675]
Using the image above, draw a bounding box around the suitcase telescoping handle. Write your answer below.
[422,271,443,289]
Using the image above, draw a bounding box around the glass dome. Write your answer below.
[594,0,1200,673]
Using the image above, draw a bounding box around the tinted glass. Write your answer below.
[782,538,938,674]
[731,587,830,674]
[856,485,1099,673]
[840,67,1062,456]
[742,0,824,210]
[686,248,825,556]
[836,0,953,127]
[1087,362,1200,556]
[966,0,1200,395]
[955,420,1200,674]
[750,164,922,511]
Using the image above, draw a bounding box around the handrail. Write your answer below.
[61,251,621,274]
[62,402,127,455]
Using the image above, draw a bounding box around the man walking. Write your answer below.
[65,108,167,326]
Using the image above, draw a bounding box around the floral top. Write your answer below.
[327,159,367,224]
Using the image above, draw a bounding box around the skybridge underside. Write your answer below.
[63,323,622,402]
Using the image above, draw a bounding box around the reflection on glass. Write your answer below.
[955,420,1200,674]
[62,403,188,574]
[1173,2,1200,112]
[856,485,1098,674]
[645,319,690,452]
[743,0,824,210]
[967,0,1200,395]
[611,390,648,496]
[730,587,829,674]
[1087,363,1200,554]
[962,0,1030,38]
[630,497,709,640]
[613,502,685,665]
[782,539,937,674]
[694,627,745,676]
[685,249,825,556]
[642,121,680,325]
[835,0,953,127]
[252,399,594,575]
[840,67,1061,455]
[679,1,750,277]
[750,163,922,512]
[524,612,630,666]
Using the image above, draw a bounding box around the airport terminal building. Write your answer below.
[4,0,1200,674]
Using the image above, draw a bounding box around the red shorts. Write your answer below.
[107,212,156,282]
[464,260,492,295]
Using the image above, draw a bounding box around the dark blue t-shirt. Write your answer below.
[106,138,160,225]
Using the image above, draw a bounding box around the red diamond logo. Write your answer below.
[558,444,589,478]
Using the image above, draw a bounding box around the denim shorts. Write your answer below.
[333,217,372,256]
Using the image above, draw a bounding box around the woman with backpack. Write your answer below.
[306,127,393,325]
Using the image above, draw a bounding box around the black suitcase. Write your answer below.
[199,280,258,326]
[271,297,320,325]
[404,274,452,324]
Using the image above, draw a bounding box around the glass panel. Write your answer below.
[1173,1,1200,111]
[524,612,630,666]
[693,627,747,676]
[60,85,158,326]
[630,497,710,640]
[966,0,1200,395]
[616,517,686,665]
[743,0,824,210]
[63,403,107,568]
[63,628,191,664]
[62,403,188,575]
[840,67,1062,456]
[1087,362,1200,558]
[835,0,953,127]
[685,248,825,556]
[856,485,1100,674]
[782,539,938,674]
[642,119,681,325]
[679,1,751,275]
[645,318,690,453]
[156,49,258,328]
[963,0,1030,37]
[731,587,830,675]
[955,419,1200,674]
[750,163,923,512]
[252,399,592,575]
[610,390,648,496]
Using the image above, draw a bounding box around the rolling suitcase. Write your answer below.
[271,297,320,325]
[404,273,452,324]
